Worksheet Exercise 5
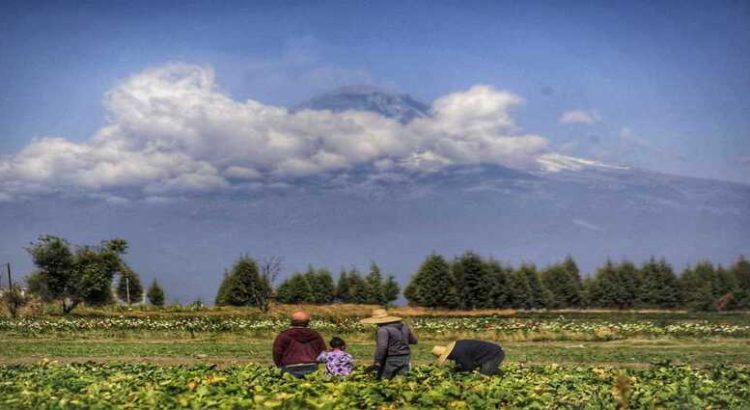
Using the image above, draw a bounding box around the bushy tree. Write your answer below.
[405,254,459,308]
[116,264,144,304]
[26,236,128,313]
[214,257,270,307]
[638,258,680,308]
[146,279,165,307]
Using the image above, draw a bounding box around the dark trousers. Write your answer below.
[479,349,505,376]
[378,355,411,379]
[280,363,318,379]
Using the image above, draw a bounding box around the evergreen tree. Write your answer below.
[616,260,641,308]
[486,260,512,308]
[335,270,350,303]
[382,275,400,305]
[508,268,533,309]
[561,255,583,307]
[405,254,459,308]
[146,279,166,306]
[587,260,639,308]
[275,273,313,304]
[680,262,718,311]
[731,256,750,309]
[715,265,738,297]
[455,251,492,309]
[214,257,269,306]
[731,256,750,292]
[116,264,144,304]
[520,264,546,309]
[308,268,335,304]
[346,269,369,304]
[364,262,385,305]
[638,258,680,308]
[541,257,582,308]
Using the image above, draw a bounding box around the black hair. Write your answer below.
[329,336,346,349]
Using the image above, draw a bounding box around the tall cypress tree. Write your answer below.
[638,258,680,308]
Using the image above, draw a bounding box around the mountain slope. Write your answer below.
[295,86,430,123]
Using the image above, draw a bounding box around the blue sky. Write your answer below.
[1,0,749,185]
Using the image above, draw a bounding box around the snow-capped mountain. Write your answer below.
[295,85,430,123]
[1,89,748,304]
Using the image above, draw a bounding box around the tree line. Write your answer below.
[215,258,399,309]
[404,252,750,311]
[14,235,750,314]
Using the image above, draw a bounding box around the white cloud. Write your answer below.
[559,110,600,125]
[0,64,551,199]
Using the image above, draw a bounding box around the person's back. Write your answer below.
[360,309,418,379]
[433,339,505,375]
[273,311,326,378]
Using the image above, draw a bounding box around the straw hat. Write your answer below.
[431,341,457,365]
[359,309,402,324]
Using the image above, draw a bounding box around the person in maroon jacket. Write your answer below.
[272,311,326,378]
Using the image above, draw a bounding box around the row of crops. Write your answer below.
[2,317,750,337]
[1,362,748,409]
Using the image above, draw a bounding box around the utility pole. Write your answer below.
[6,263,11,289]
[126,276,130,304]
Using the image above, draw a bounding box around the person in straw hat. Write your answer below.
[360,308,418,379]
[431,339,505,375]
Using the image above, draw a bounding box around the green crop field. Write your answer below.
[2,309,750,408]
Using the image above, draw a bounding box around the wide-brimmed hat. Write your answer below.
[359,309,402,324]
[431,341,457,365]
